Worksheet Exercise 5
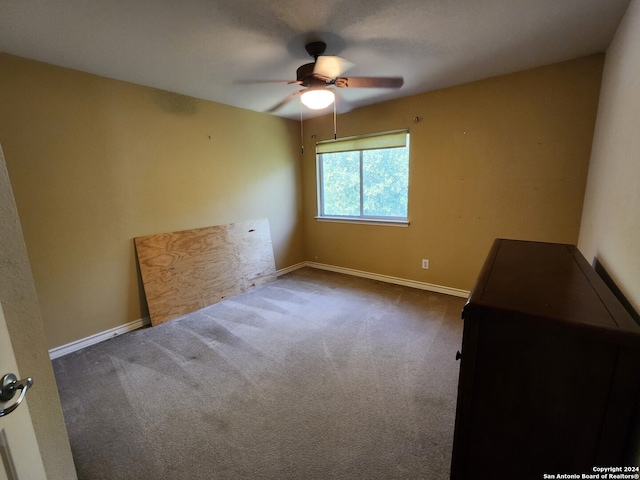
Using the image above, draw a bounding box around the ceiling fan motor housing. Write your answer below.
[305,41,327,59]
[296,63,328,87]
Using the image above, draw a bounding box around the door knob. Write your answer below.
[0,373,33,417]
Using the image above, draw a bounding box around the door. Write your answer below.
[0,302,47,480]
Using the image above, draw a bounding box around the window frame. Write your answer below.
[315,129,410,227]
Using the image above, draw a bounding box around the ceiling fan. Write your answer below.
[268,41,404,112]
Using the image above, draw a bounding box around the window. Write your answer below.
[316,129,409,225]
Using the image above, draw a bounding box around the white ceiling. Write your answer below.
[0,0,631,119]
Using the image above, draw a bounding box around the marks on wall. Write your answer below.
[151,90,198,115]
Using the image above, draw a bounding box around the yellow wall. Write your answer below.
[579,0,640,316]
[0,53,606,351]
[302,55,604,291]
[0,53,304,349]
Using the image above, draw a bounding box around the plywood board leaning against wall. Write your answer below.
[134,218,277,326]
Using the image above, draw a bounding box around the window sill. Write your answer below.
[315,216,410,227]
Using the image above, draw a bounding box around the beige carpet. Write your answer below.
[53,267,466,479]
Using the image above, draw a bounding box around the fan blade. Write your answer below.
[314,56,354,79]
[235,79,295,85]
[267,90,304,112]
[335,77,404,88]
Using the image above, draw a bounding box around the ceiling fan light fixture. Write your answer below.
[300,89,335,110]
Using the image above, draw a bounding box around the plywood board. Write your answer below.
[134,218,277,326]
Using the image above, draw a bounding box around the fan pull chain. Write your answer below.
[333,98,337,140]
[300,100,304,154]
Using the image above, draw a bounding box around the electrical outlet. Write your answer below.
[422,259,429,269]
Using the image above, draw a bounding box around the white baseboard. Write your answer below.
[51,262,468,359]
[49,317,150,360]
[275,262,307,276]
[303,262,470,298]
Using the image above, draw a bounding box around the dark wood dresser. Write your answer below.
[450,239,640,479]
